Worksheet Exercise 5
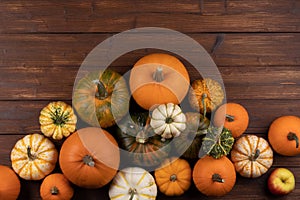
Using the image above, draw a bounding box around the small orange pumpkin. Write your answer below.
[40,173,74,200]
[129,53,190,110]
[59,127,120,188]
[213,103,249,138]
[268,115,300,156]
[154,158,191,196]
[0,165,21,200]
[193,156,236,197]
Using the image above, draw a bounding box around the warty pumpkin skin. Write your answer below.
[11,134,58,180]
[129,53,190,110]
[154,158,192,196]
[214,103,249,138]
[39,101,77,140]
[73,69,130,128]
[109,167,157,200]
[231,135,273,178]
[268,115,300,156]
[0,165,21,200]
[193,156,236,197]
[59,127,120,189]
[40,173,74,200]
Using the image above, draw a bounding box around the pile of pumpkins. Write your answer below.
[1,53,300,199]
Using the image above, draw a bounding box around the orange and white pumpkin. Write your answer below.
[11,134,58,180]
[231,135,273,178]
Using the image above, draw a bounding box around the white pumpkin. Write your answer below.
[10,134,58,180]
[109,167,157,200]
[150,103,186,141]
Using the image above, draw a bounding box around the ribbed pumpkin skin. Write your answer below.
[59,127,120,189]
[109,167,157,200]
[268,115,300,156]
[40,173,74,200]
[155,158,191,196]
[73,69,130,128]
[129,53,190,110]
[193,156,236,197]
[0,165,21,200]
[231,135,273,178]
[11,134,58,180]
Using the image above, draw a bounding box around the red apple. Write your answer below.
[268,168,295,195]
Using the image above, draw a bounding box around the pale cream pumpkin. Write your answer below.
[11,134,58,180]
[231,135,273,178]
[150,103,186,141]
[109,167,157,200]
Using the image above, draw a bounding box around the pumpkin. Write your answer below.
[154,158,191,196]
[73,69,130,128]
[268,115,300,156]
[231,135,273,178]
[129,53,190,110]
[188,78,224,113]
[214,103,249,138]
[0,165,21,200]
[11,134,58,180]
[40,173,74,200]
[116,112,171,167]
[109,167,157,200]
[201,127,234,159]
[59,127,120,188]
[193,156,236,196]
[39,101,77,140]
[150,103,186,141]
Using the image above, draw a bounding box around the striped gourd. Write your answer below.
[109,167,157,200]
[231,134,273,178]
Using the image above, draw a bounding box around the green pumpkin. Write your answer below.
[116,112,171,167]
[72,69,130,128]
[200,127,234,159]
[173,112,210,159]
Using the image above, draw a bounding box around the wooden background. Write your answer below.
[0,0,300,199]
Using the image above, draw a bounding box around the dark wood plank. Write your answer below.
[0,0,299,33]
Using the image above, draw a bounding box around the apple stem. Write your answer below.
[287,132,299,148]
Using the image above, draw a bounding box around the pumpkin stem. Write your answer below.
[212,174,225,183]
[170,174,177,182]
[128,188,137,200]
[287,132,299,148]
[51,186,59,195]
[165,117,174,124]
[27,146,36,160]
[250,149,260,161]
[136,130,148,144]
[153,67,164,82]
[93,80,108,100]
[201,93,207,119]
[83,155,95,167]
[225,114,235,122]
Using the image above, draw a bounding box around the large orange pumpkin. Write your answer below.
[129,53,190,110]
[193,156,236,197]
[0,165,21,200]
[268,115,300,156]
[213,103,249,138]
[59,127,120,188]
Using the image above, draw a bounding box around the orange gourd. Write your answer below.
[268,115,300,156]
[0,165,21,200]
[129,53,190,110]
[59,127,120,188]
[193,156,236,197]
[214,103,249,138]
[40,173,74,200]
[154,158,191,196]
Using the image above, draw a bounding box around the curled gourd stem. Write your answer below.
[83,155,95,167]
[287,132,299,148]
[51,186,59,195]
[93,80,108,100]
[212,174,225,183]
[27,146,36,160]
[250,149,260,161]
[128,188,137,200]
[170,174,177,182]
[225,114,235,122]
[153,67,164,82]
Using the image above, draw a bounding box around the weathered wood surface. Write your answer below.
[1,0,300,199]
